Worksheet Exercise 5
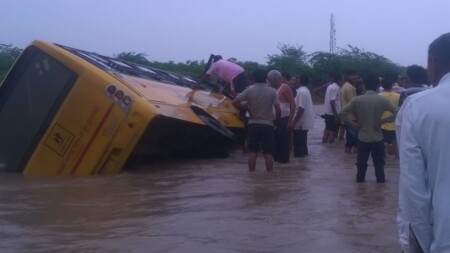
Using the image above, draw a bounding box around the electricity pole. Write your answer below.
[330,13,336,54]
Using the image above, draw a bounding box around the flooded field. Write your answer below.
[0,109,401,252]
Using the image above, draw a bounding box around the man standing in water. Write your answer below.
[339,74,397,183]
[341,70,358,153]
[289,74,314,158]
[232,69,281,172]
[397,33,450,253]
[323,74,343,144]
[267,69,296,164]
[379,72,400,159]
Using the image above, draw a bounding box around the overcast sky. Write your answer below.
[1,0,449,67]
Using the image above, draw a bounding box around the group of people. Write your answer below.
[320,65,429,184]
[230,69,314,172]
[200,55,315,172]
[200,32,450,252]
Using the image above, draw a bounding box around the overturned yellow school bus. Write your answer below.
[0,40,243,176]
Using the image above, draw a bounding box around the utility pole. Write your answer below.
[330,13,336,54]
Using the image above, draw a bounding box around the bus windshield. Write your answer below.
[0,46,76,173]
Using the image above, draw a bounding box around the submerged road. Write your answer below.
[0,109,401,252]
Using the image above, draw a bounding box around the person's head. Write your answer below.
[300,74,310,87]
[332,73,344,86]
[381,80,393,91]
[355,79,365,95]
[289,76,300,88]
[282,72,291,83]
[252,69,268,83]
[363,73,380,91]
[327,73,334,82]
[345,69,358,84]
[428,33,450,85]
[381,71,398,90]
[246,71,255,84]
[406,65,428,86]
[213,55,223,62]
[289,76,299,84]
[267,69,283,88]
[398,75,407,87]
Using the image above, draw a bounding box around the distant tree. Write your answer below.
[0,44,23,81]
[266,43,310,78]
[309,51,348,82]
[149,60,205,77]
[238,61,264,72]
[234,61,266,82]
[267,43,308,65]
[114,52,150,65]
[338,45,404,77]
[309,45,405,85]
[114,52,206,77]
[2,42,406,95]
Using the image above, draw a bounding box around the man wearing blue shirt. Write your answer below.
[397,33,450,252]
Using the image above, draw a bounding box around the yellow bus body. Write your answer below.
[0,40,243,177]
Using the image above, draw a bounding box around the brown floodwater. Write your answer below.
[0,108,401,252]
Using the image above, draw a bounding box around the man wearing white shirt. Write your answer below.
[289,74,314,157]
[397,32,450,253]
[322,74,343,144]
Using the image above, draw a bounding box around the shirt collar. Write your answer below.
[438,72,450,86]
[364,90,378,95]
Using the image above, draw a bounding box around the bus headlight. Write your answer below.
[106,85,116,95]
[115,90,125,100]
[123,96,132,105]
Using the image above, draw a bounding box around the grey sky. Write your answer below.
[1,0,449,67]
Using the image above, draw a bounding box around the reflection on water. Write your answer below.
[0,109,400,253]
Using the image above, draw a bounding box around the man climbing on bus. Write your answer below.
[198,55,248,96]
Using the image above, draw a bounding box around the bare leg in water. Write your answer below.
[327,130,337,144]
[263,154,274,172]
[248,152,257,172]
[248,153,274,172]
[338,125,345,141]
[322,128,328,144]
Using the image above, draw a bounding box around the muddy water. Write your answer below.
[0,108,401,253]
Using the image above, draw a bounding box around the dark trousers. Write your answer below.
[232,71,248,94]
[274,117,291,163]
[356,141,385,182]
[344,125,358,148]
[293,129,308,157]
